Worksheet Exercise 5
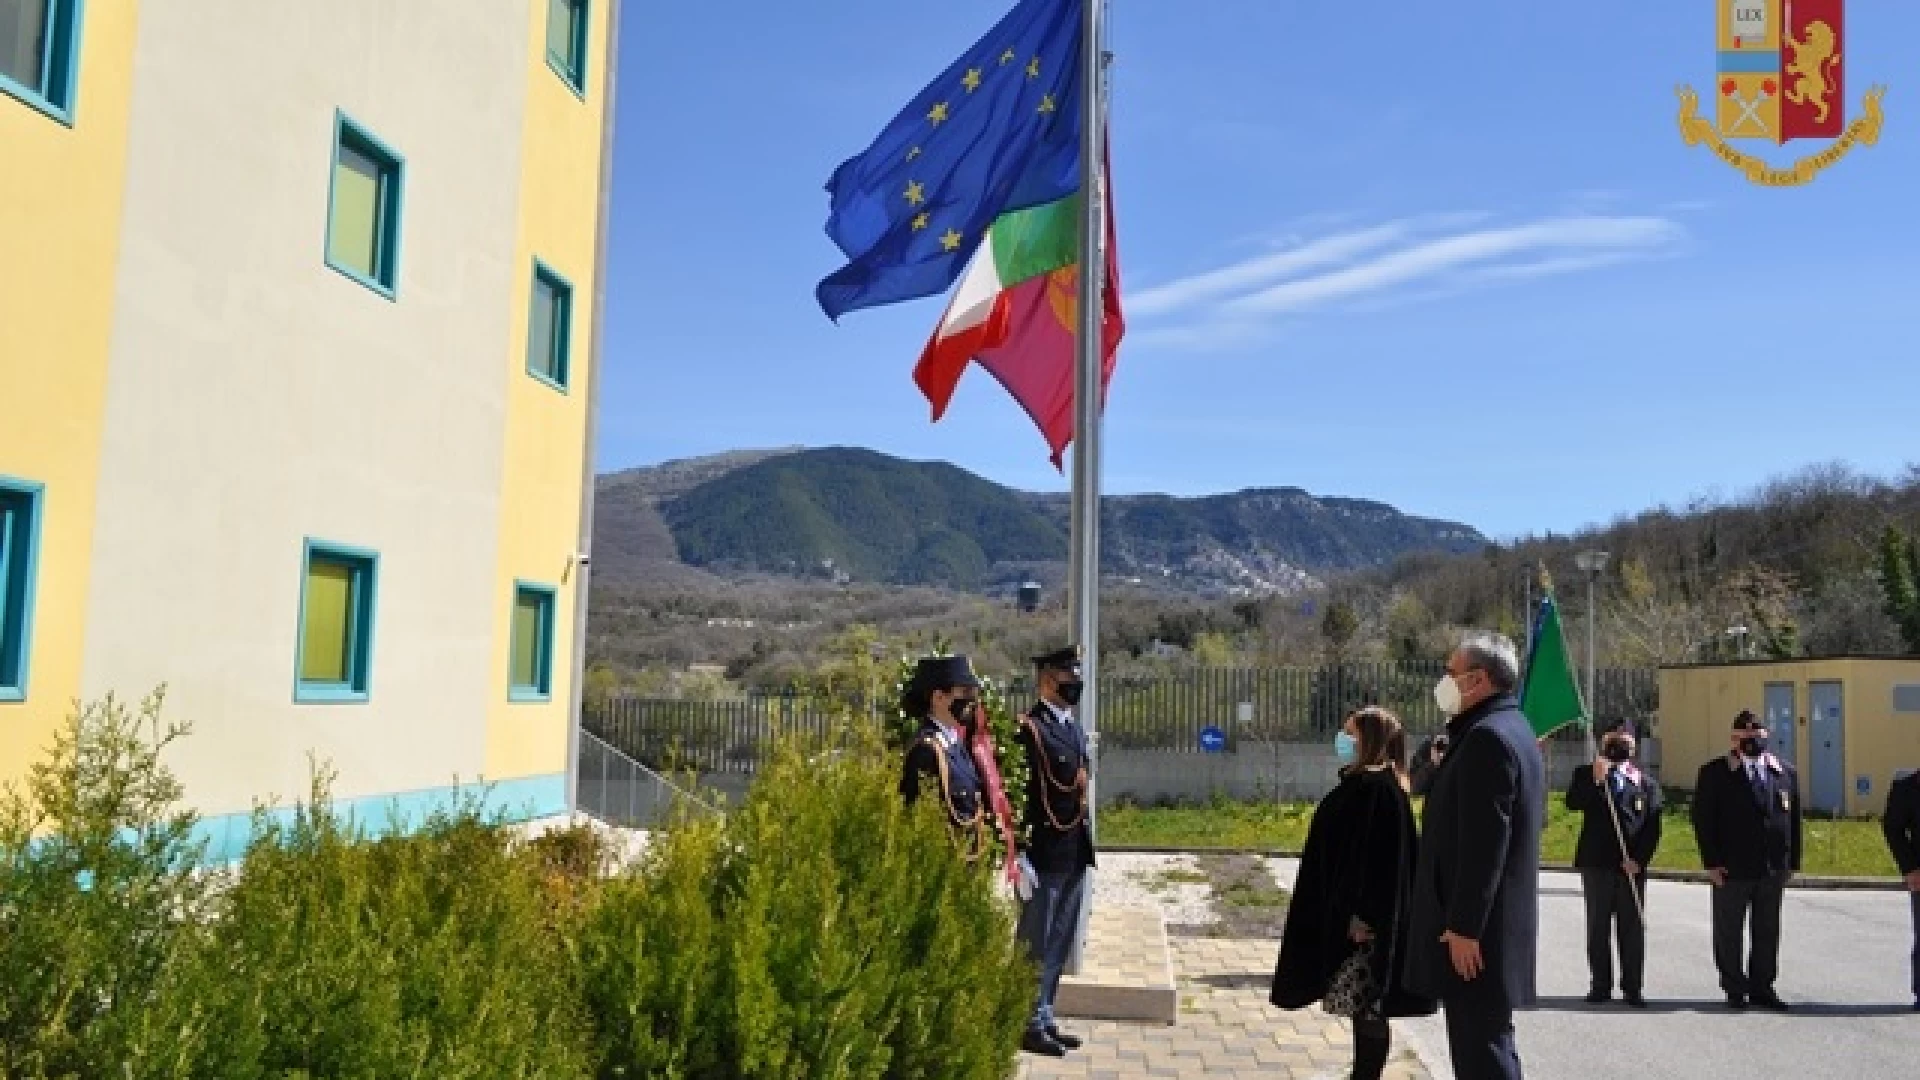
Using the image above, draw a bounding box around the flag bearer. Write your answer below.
[1566,724,1662,1007]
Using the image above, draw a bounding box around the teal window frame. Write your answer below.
[0,476,44,702]
[293,539,379,704]
[526,259,574,392]
[508,581,557,702]
[324,111,406,299]
[545,0,588,98]
[0,0,83,125]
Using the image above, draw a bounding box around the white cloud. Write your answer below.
[1224,216,1684,316]
[1129,223,1412,316]
[1123,210,1689,351]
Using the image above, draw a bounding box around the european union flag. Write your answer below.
[815,0,1085,322]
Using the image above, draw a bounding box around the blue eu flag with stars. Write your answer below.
[816,0,1086,322]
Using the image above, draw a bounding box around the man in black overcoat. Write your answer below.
[1883,767,1920,1010]
[1405,632,1544,1080]
[1690,709,1801,1011]
[1012,646,1095,1058]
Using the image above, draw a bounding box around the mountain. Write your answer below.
[592,447,1485,596]
[590,448,802,579]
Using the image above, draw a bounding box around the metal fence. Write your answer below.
[584,662,1659,772]
[585,694,881,775]
[575,728,723,828]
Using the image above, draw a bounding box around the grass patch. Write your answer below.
[1102,797,1316,851]
[1103,797,1902,879]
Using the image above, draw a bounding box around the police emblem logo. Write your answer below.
[1676,0,1887,185]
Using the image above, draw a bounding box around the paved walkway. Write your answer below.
[1393,869,1920,1080]
[1020,935,1431,1079]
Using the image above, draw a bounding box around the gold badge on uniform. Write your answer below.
[1634,796,1645,814]
[1778,790,1791,811]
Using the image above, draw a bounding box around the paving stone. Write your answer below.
[1017,933,1432,1080]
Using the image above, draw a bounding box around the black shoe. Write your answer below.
[1726,993,1748,1010]
[1750,991,1789,1011]
[1910,1000,1919,1012]
[1623,991,1647,1009]
[1045,1026,1082,1050]
[1584,989,1611,1004]
[1021,1029,1066,1057]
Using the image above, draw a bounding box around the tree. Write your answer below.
[1606,558,1706,666]
[1190,630,1237,667]
[1384,593,1445,666]
[1878,526,1920,653]
[1320,600,1358,662]
[1718,565,1801,660]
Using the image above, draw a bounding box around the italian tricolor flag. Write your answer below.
[913,160,1124,468]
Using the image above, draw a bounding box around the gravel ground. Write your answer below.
[1091,851,1218,925]
[1089,850,1290,937]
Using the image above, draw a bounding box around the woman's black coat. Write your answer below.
[1270,767,1437,1018]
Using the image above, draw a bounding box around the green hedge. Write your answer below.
[0,692,1032,1079]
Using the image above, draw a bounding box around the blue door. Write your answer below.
[1807,681,1845,816]
[1762,682,1797,771]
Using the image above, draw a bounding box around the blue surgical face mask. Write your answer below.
[1334,730,1358,765]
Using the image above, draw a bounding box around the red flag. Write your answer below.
[977,185,1123,469]
[913,151,1124,467]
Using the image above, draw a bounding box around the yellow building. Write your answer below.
[1658,658,1920,817]
[1,0,618,857]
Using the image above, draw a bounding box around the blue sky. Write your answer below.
[598,0,1920,541]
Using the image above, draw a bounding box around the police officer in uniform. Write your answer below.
[1012,646,1094,1058]
[899,655,992,861]
[1566,724,1661,1007]
[1690,710,1801,1011]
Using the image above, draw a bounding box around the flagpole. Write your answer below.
[1065,0,1108,977]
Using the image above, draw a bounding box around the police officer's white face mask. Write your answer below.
[1433,675,1464,717]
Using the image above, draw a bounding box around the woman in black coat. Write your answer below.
[1271,706,1436,1080]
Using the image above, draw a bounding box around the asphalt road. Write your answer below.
[1392,871,1920,1080]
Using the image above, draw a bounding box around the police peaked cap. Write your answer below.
[911,654,981,692]
[1031,646,1080,674]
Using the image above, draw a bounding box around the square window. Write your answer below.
[0,0,82,123]
[509,582,556,701]
[545,0,588,96]
[527,260,573,391]
[326,112,405,297]
[0,476,44,701]
[296,540,377,702]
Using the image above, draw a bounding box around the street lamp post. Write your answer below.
[1573,551,1610,728]
[1726,624,1751,660]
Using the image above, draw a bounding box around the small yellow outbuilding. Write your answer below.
[1657,657,1920,817]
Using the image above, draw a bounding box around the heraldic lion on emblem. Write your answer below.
[1785,20,1841,123]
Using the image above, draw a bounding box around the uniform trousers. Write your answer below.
[1016,866,1086,1032]
[1710,875,1785,997]
[1579,868,1647,995]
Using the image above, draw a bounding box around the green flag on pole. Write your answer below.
[1519,594,1586,739]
